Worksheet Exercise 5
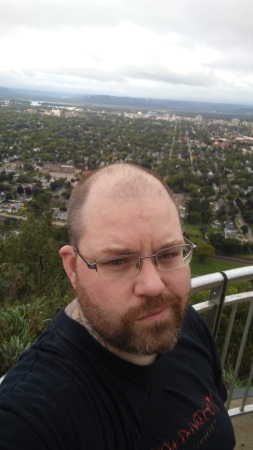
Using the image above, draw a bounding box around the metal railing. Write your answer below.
[191,265,253,417]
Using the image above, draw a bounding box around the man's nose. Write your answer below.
[133,257,165,297]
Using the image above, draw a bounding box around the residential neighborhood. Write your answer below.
[0,98,252,250]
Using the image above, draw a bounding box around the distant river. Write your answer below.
[30,101,41,106]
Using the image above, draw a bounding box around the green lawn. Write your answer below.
[184,224,202,240]
[190,256,247,277]
[184,225,252,276]
[184,224,215,245]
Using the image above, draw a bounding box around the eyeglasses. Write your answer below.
[73,237,196,280]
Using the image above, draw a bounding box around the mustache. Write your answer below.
[123,292,182,323]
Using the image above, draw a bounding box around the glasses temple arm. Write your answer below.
[183,236,197,249]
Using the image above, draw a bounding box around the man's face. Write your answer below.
[74,189,191,357]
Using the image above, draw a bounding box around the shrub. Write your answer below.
[0,294,70,376]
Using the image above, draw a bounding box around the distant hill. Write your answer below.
[73,94,253,114]
[1,86,253,114]
[0,86,13,96]
[0,87,70,101]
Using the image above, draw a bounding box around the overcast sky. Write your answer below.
[1,0,253,104]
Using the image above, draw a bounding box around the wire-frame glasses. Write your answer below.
[73,237,196,280]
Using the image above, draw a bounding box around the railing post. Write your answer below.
[226,300,253,410]
[203,290,220,333]
[213,272,228,340]
[220,304,238,370]
[240,361,253,413]
[204,272,228,339]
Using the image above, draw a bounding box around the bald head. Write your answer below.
[67,163,179,245]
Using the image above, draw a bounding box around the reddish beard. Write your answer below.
[76,281,189,356]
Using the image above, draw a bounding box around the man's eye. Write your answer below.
[158,249,182,261]
[100,257,132,268]
[159,251,176,259]
[100,258,123,266]
[111,259,125,266]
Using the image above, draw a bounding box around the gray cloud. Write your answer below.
[118,65,217,87]
[23,63,217,88]
[1,0,253,104]
[1,0,252,44]
[207,48,253,73]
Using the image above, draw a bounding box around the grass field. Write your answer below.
[184,225,252,277]
[183,224,217,245]
[190,256,248,277]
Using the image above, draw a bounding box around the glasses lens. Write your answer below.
[156,245,192,270]
[97,255,140,279]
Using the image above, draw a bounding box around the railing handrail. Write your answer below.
[191,265,253,418]
[191,265,253,292]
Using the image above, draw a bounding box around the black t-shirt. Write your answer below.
[0,305,235,450]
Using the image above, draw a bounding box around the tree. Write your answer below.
[217,205,227,222]
[27,193,52,214]
[0,203,68,302]
[187,211,201,224]
[200,207,213,225]
[188,198,202,212]
[209,233,225,251]
[23,163,34,172]
[5,192,13,201]
[222,238,242,255]
[195,242,215,263]
[24,186,32,196]
[241,224,248,235]
[44,173,51,182]
[17,185,24,195]
[200,200,213,224]
[199,225,207,240]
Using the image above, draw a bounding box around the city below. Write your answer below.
[0,90,252,259]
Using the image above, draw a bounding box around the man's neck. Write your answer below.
[65,299,156,366]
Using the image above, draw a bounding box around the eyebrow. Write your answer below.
[97,240,185,257]
[97,247,136,257]
[161,239,184,248]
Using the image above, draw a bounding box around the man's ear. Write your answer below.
[59,245,77,289]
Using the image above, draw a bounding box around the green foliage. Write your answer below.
[195,242,215,263]
[53,224,69,246]
[208,233,253,256]
[190,289,210,304]
[0,294,70,376]
[216,299,253,381]
[191,280,253,381]
[209,232,225,250]
[222,364,244,390]
[0,198,73,375]
[241,224,248,235]
[0,202,68,303]
[188,211,201,224]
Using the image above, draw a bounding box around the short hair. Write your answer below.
[67,163,177,245]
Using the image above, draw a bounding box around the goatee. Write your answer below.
[76,279,189,356]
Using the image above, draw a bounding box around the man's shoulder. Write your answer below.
[179,304,214,348]
[183,303,203,328]
[0,310,79,393]
[0,307,114,399]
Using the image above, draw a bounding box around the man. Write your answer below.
[0,163,235,449]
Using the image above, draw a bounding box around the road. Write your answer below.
[213,254,253,265]
[236,212,253,241]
